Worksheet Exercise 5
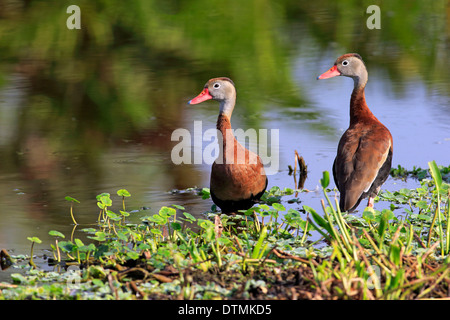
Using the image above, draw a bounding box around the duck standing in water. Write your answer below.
[188,77,268,214]
[317,54,393,212]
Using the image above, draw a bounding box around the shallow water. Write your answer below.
[0,1,448,280]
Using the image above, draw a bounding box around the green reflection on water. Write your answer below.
[0,0,447,234]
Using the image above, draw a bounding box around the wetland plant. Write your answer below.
[26,236,41,268]
[2,162,450,300]
[65,196,79,225]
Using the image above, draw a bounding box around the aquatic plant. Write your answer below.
[1,162,450,300]
[65,196,80,225]
[26,237,41,269]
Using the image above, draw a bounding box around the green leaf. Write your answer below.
[65,196,80,203]
[416,214,432,221]
[242,207,257,216]
[320,171,330,188]
[390,244,401,265]
[159,206,176,218]
[200,188,211,199]
[272,203,285,212]
[416,200,428,210]
[11,273,28,284]
[101,196,112,207]
[88,232,107,242]
[120,210,130,217]
[74,238,85,248]
[303,205,333,236]
[58,241,75,252]
[172,204,185,210]
[151,229,162,235]
[126,251,140,260]
[252,226,268,259]
[378,210,392,238]
[48,230,65,238]
[428,160,442,190]
[117,189,131,197]
[116,231,128,242]
[96,193,110,201]
[96,193,112,206]
[362,207,376,222]
[148,214,167,225]
[27,237,42,244]
[106,210,121,221]
[182,212,196,222]
[171,222,182,231]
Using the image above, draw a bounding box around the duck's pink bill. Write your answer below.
[317,65,341,80]
[188,88,213,104]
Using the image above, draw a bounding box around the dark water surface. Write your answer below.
[0,1,448,279]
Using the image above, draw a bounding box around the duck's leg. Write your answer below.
[367,196,375,208]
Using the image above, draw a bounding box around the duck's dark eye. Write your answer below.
[342,60,349,66]
[213,83,221,89]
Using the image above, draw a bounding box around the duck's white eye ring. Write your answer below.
[342,60,349,66]
[213,83,221,89]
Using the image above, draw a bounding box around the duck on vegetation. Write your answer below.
[317,53,393,212]
[188,77,268,214]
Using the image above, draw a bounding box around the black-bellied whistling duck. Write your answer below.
[317,53,393,212]
[188,77,268,214]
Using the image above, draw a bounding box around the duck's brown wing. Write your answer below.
[210,151,267,213]
[334,123,393,212]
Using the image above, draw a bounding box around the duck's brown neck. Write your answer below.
[217,113,232,137]
[348,67,376,125]
[349,85,375,125]
[216,113,255,165]
[217,113,234,151]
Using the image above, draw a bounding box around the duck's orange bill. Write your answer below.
[188,88,213,105]
[317,65,341,80]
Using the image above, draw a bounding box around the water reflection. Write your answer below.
[0,0,448,267]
